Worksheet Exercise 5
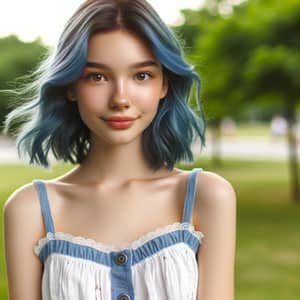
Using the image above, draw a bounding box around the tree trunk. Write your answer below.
[285,102,300,203]
[211,121,222,166]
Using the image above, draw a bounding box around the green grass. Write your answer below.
[1,160,300,299]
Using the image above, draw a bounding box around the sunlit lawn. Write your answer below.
[1,159,300,299]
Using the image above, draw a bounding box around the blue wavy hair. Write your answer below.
[4,0,205,170]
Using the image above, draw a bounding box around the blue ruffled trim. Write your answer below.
[38,229,201,267]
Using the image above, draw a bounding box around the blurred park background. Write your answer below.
[1,0,300,299]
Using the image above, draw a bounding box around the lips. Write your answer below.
[104,116,137,129]
[107,116,136,122]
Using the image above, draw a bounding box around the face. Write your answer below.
[69,29,168,146]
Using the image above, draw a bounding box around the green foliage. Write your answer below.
[176,0,300,122]
[245,46,300,99]
[0,35,47,130]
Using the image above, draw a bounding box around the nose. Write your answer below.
[109,79,130,110]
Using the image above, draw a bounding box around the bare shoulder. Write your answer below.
[196,170,236,208]
[4,183,37,215]
[4,183,44,299]
[194,171,236,299]
[4,182,44,238]
[193,170,236,231]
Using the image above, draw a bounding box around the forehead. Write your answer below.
[87,29,158,66]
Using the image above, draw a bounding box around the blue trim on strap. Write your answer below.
[33,180,55,234]
[37,228,201,267]
[182,168,202,223]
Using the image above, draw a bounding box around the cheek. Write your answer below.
[76,87,108,112]
[133,84,162,112]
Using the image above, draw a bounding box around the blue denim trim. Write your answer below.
[38,228,201,267]
[111,249,135,300]
[39,239,111,266]
[131,228,200,264]
[33,180,55,234]
[182,168,202,223]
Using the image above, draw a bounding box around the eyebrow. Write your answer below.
[86,60,159,69]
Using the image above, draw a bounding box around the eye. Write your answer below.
[135,72,151,81]
[86,73,107,82]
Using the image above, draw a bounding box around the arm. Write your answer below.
[3,184,44,300]
[195,172,236,300]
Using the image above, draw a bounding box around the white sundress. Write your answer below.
[33,168,204,300]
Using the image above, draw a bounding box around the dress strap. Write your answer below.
[33,180,55,236]
[182,168,203,223]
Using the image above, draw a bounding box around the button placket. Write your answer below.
[111,249,134,300]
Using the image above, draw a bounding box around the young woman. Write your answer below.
[3,0,236,299]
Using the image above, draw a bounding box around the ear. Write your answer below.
[160,76,168,99]
[66,87,77,102]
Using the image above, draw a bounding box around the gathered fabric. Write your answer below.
[34,168,204,300]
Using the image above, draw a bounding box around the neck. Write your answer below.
[70,136,159,184]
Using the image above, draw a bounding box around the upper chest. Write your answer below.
[42,172,195,244]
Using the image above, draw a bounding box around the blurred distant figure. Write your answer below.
[271,115,287,138]
[221,117,236,136]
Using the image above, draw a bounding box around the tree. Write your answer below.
[178,0,300,202]
[243,0,300,202]
[176,3,250,165]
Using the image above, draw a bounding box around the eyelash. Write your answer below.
[84,71,153,82]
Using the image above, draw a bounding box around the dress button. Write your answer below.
[117,294,130,300]
[115,253,128,265]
